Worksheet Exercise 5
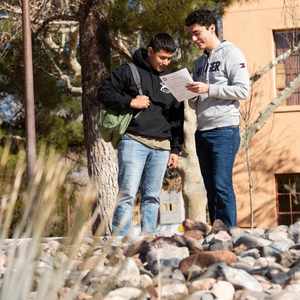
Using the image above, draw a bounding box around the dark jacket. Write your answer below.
[98,48,184,154]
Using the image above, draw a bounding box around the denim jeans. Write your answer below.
[112,135,169,236]
[195,126,240,228]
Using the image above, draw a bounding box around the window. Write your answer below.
[273,29,300,105]
[275,174,300,225]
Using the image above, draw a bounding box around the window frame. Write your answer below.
[275,173,300,225]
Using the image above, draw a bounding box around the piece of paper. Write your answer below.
[160,68,198,102]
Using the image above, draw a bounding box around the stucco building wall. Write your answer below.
[222,0,300,227]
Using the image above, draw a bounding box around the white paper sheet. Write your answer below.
[160,68,199,102]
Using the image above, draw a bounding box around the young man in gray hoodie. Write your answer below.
[185,9,250,228]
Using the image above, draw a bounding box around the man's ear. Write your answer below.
[209,24,216,33]
[148,47,154,56]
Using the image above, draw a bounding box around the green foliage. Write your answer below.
[0,34,83,153]
[37,116,83,153]
[108,0,237,70]
[0,0,241,155]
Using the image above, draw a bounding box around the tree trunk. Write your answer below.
[179,101,207,222]
[79,0,117,235]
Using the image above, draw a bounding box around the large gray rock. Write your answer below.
[270,239,295,252]
[233,233,271,249]
[220,264,263,292]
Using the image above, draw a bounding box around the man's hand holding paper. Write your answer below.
[186,81,209,94]
[160,68,199,102]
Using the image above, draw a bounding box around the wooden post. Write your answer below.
[22,0,37,179]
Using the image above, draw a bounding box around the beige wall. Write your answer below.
[223,0,300,227]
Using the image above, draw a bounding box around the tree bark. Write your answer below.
[79,0,117,235]
[179,101,207,222]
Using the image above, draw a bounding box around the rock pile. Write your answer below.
[2,220,300,299]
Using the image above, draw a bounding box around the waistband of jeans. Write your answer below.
[197,125,239,132]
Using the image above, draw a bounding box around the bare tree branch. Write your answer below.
[111,34,132,60]
[35,14,78,36]
[67,27,81,78]
[42,40,82,96]
[241,72,300,148]
[250,40,300,83]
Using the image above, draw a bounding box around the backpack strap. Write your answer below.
[128,62,143,95]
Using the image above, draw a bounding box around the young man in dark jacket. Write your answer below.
[99,33,184,236]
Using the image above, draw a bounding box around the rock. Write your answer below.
[186,291,216,300]
[160,282,188,299]
[208,231,233,251]
[288,221,300,243]
[185,265,203,281]
[255,257,276,268]
[179,251,237,275]
[230,227,246,241]
[140,274,153,289]
[116,258,140,287]
[239,248,261,259]
[237,256,256,267]
[78,255,105,271]
[247,228,266,238]
[211,280,235,300]
[188,278,216,293]
[7,223,300,300]
[270,239,295,253]
[211,219,229,233]
[147,244,189,274]
[266,227,289,241]
[155,267,185,285]
[104,287,144,300]
[261,246,282,259]
[234,290,267,300]
[279,249,300,268]
[233,233,271,249]
[271,291,300,300]
[0,252,6,275]
[284,283,300,292]
[76,292,93,300]
[138,237,189,275]
[214,231,232,242]
[184,230,204,240]
[220,264,263,292]
[182,219,211,235]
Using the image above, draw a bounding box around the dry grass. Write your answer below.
[0,144,119,300]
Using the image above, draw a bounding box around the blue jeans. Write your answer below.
[195,126,240,228]
[112,135,169,236]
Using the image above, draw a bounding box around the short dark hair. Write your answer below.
[185,9,218,30]
[147,33,177,53]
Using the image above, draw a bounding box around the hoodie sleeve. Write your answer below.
[208,47,250,100]
[169,101,184,154]
[97,63,135,113]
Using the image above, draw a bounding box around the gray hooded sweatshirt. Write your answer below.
[192,41,250,131]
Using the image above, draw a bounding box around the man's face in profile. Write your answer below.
[148,48,174,72]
